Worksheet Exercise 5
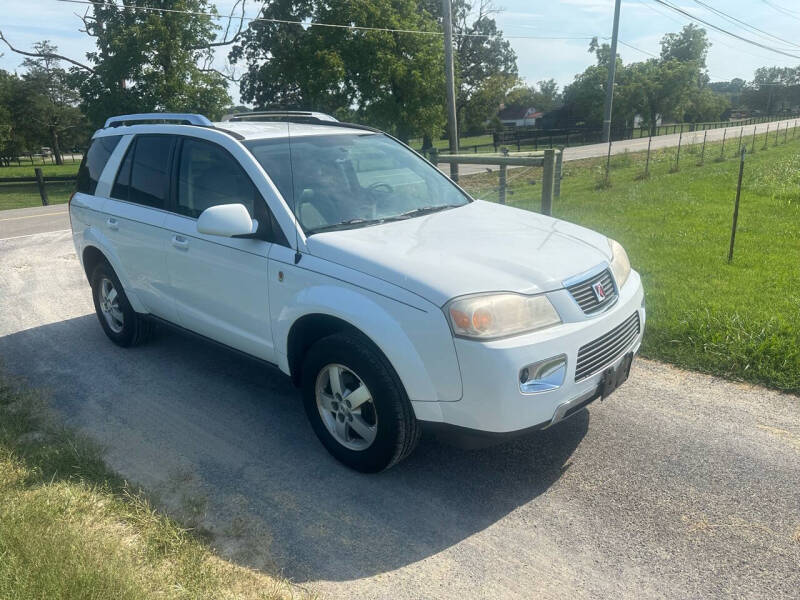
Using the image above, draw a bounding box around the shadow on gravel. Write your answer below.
[0,314,588,584]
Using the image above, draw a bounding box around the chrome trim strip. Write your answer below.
[562,261,611,288]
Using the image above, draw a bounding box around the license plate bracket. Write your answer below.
[600,352,633,399]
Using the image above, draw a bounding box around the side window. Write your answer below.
[76,135,121,195]
[111,139,134,201]
[129,135,174,209]
[176,137,256,218]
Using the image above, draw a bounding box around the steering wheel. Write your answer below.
[367,182,394,196]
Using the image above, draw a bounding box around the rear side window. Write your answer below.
[111,135,174,209]
[76,135,122,195]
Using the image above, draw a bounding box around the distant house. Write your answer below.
[498,106,542,128]
[633,114,662,128]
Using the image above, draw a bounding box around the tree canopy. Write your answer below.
[231,0,447,142]
[556,25,730,134]
[72,0,231,128]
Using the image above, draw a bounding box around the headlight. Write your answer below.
[608,238,631,289]
[445,293,561,340]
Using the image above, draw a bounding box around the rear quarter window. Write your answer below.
[76,135,122,195]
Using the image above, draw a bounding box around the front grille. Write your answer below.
[575,312,640,381]
[567,268,618,314]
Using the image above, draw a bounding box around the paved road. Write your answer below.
[0,204,69,240]
[1,231,799,599]
[451,117,799,176]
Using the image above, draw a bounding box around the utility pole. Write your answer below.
[601,0,622,143]
[442,0,459,181]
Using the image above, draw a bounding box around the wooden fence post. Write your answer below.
[720,129,727,159]
[699,130,707,165]
[644,136,652,178]
[554,148,563,198]
[541,149,555,216]
[34,167,49,206]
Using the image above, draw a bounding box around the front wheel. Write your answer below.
[301,332,420,472]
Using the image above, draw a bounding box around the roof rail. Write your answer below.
[104,113,213,128]
[221,110,339,124]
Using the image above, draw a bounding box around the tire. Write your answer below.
[301,331,421,472]
[90,261,154,347]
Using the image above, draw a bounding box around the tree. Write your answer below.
[504,79,562,114]
[660,24,709,71]
[19,42,86,164]
[628,57,696,134]
[559,38,629,129]
[709,78,746,109]
[231,0,447,142]
[72,0,231,127]
[423,0,518,136]
[741,67,800,113]
[683,87,730,122]
[560,26,727,135]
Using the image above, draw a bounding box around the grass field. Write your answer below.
[460,129,800,394]
[0,163,80,210]
[0,372,302,600]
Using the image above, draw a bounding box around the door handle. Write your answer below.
[106,217,118,231]
[171,235,189,249]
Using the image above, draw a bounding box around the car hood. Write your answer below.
[305,200,612,306]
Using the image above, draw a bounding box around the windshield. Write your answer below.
[244,132,470,234]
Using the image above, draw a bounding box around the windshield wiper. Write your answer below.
[383,205,457,222]
[306,205,458,235]
[305,217,382,235]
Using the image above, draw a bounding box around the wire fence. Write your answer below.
[0,152,83,168]
[452,119,800,219]
[419,113,800,156]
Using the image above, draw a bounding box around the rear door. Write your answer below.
[162,136,279,362]
[103,134,178,322]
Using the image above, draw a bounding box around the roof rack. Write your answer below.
[104,113,213,128]
[221,110,339,124]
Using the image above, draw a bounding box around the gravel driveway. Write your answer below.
[1,231,798,599]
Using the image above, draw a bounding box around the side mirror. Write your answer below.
[196,203,255,237]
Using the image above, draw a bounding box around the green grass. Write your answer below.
[0,162,81,178]
[0,163,79,210]
[460,129,800,394]
[0,372,303,600]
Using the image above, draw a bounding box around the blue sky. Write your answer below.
[2,0,799,104]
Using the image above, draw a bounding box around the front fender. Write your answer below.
[269,258,462,404]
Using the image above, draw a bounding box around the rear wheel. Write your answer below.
[90,261,153,347]
[301,332,420,472]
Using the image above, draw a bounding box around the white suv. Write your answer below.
[70,111,645,472]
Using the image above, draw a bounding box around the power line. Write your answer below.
[651,0,800,59]
[636,0,781,66]
[616,39,657,58]
[54,0,595,41]
[690,0,800,50]
[759,0,800,22]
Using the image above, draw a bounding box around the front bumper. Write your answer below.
[429,270,645,434]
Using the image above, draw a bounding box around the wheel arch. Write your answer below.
[79,238,146,313]
[286,313,396,389]
[82,245,107,282]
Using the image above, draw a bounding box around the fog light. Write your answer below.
[519,355,567,394]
